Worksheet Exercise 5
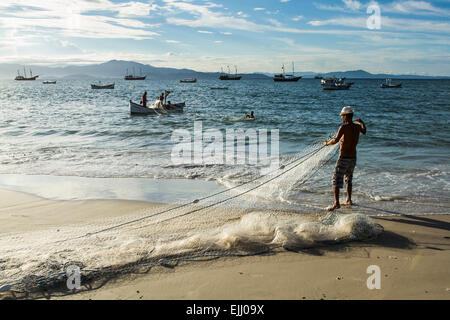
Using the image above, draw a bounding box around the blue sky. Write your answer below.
[0,0,449,75]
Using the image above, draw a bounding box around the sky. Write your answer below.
[0,0,449,75]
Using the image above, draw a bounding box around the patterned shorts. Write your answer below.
[332,157,357,189]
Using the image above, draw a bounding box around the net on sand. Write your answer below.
[0,140,384,298]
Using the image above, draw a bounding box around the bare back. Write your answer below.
[336,123,363,158]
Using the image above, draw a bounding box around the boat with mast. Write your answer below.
[124,67,146,80]
[321,76,352,90]
[380,78,402,88]
[15,67,39,81]
[273,62,302,82]
[219,65,242,80]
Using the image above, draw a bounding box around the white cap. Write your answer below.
[340,106,354,116]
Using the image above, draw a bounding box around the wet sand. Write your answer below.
[0,189,449,300]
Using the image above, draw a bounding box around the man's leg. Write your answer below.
[327,187,340,211]
[329,159,343,211]
[344,159,356,206]
[346,183,352,205]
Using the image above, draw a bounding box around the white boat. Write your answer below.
[130,100,185,115]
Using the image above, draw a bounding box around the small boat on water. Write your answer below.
[15,68,39,81]
[130,101,185,115]
[180,78,197,83]
[321,77,352,90]
[381,79,402,88]
[43,80,56,84]
[91,82,115,89]
[124,68,146,80]
[219,66,241,80]
[130,90,185,115]
[210,87,228,90]
[273,63,302,82]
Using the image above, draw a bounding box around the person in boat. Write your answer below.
[246,111,255,119]
[140,91,147,108]
[152,96,163,109]
[323,106,366,211]
[166,101,172,109]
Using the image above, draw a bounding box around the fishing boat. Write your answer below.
[180,78,197,83]
[130,101,185,115]
[130,90,185,115]
[43,80,56,84]
[219,66,241,80]
[15,68,39,81]
[124,68,146,80]
[91,82,115,89]
[273,63,302,82]
[381,79,402,88]
[321,77,352,90]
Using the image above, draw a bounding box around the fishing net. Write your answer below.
[0,139,384,299]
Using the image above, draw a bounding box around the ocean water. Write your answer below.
[0,78,448,295]
[0,78,448,215]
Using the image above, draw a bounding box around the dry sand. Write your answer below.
[0,189,449,300]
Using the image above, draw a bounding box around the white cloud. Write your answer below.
[267,19,282,27]
[292,15,304,21]
[163,1,302,33]
[237,11,249,18]
[342,0,362,11]
[308,16,450,34]
[0,0,160,40]
[382,1,450,17]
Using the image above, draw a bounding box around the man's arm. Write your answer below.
[324,126,344,146]
[355,118,366,135]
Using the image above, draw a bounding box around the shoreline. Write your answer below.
[0,173,448,218]
[0,174,225,203]
[0,188,448,300]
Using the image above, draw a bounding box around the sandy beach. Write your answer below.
[0,188,448,300]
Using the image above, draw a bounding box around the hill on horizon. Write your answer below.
[0,61,448,80]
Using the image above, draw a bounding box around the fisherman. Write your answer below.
[140,91,147,108]
[246,111,255,119]
[323,106,366,211]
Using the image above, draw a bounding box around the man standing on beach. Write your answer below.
[323,106,366,211]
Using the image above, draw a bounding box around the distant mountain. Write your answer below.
[0,60,271,80]
[312,69,449,79]
[0,62,448,80]
[267,69,449,79]
[60,74,98,80]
